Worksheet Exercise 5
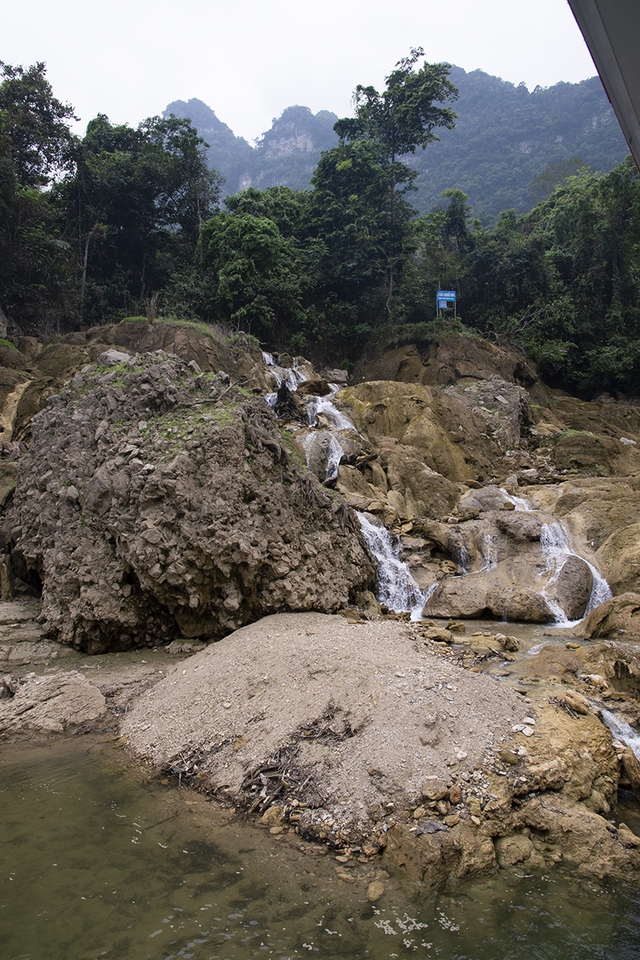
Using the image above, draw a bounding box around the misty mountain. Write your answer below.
[165,67,629,219]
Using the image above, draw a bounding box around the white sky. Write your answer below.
[3,0,597,143]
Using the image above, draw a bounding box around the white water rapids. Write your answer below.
[499,489,612,625]
[540,520,612,624]
[601,709,640,760]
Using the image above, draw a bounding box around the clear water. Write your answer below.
[3,736,640,960]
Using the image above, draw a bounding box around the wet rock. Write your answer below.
[366,880,386,901]
[494,834,534,867]
[579,593,640,642]
[550,555,593,621]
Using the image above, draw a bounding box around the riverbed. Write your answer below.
[3,735,640,960]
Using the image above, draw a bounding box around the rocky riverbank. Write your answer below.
[1,320,640,891]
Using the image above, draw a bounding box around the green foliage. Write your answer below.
[200,211,310,340]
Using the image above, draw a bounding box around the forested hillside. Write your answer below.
[169,67,629,219]
[2,55,640,399]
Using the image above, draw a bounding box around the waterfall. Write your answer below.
[306,387,357,432]
[262,352,308,407]
[357,512,435,620]
[540,521,612,623]
[301,433,345,483]
[261,353,356,480]
[324,435,345,482]
[480,533,499,570]
[500,489,533,511]
[601,709,640,760]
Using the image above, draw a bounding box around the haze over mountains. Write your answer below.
[165,66,629,221]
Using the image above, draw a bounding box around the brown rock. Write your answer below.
[494,834,534,867]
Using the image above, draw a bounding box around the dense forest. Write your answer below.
[169,66,629,220]
[1,54,640,397]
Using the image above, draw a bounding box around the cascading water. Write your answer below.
[540,520,612,623]
[261,352,357,479]
[306,385,357,432]
[600,708,640,760]
[500,489,533,511]
[357,511,435,620]
[480,533,499,570]
[262,352,308,408]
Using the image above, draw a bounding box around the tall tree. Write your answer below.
[0,62,77,331]
[313,49,458,319]
[61,114,222,319]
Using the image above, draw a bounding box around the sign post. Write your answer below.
[436,289,456,317]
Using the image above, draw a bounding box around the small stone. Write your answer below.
[468,798,482,817]
[563,691,590,715]
[361,844,379,857]
[422,777,448,801]
[500,748,519,765]
[413,806,427,820]
[269,826,284,835]
[522,726,535,737]
[565,642,581,650]
[444,814,460,827]
[448,784,462,805]
[366,880,386,902]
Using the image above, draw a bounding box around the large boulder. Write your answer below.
[578,593,640,642]
[5,352,375,651]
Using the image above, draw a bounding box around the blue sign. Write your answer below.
[437,290,456,301]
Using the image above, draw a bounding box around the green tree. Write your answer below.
[0,62,77,331]
[316,49,458,319]
[61,113,222,319]
[200,211,308,340]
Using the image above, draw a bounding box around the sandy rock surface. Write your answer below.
[0,669,106,738]
[122,612,527,846]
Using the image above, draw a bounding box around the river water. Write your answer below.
[3,736,640,960]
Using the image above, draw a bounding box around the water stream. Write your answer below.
[3,735,640,960]
[262,354,356,481]
[540,520,613,624]
[601,709,640,760]
[500,489,612,625]
[356,512,435,619]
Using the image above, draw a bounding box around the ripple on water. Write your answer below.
[2,736,640,960]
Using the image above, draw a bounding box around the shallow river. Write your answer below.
[2,735,640,960]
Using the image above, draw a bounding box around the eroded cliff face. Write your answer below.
[4,350,374,651]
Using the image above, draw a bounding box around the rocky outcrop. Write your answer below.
[4,351,374,651]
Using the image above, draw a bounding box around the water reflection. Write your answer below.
[1,736,640,959]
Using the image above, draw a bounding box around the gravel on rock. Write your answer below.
[122,612,527,845]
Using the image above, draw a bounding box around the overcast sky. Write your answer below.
[4,0,597,143]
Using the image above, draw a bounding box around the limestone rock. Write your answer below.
[549,555,593,621]
[494,834,534,867]
[579,593,640,642]
[0,670,106,738]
